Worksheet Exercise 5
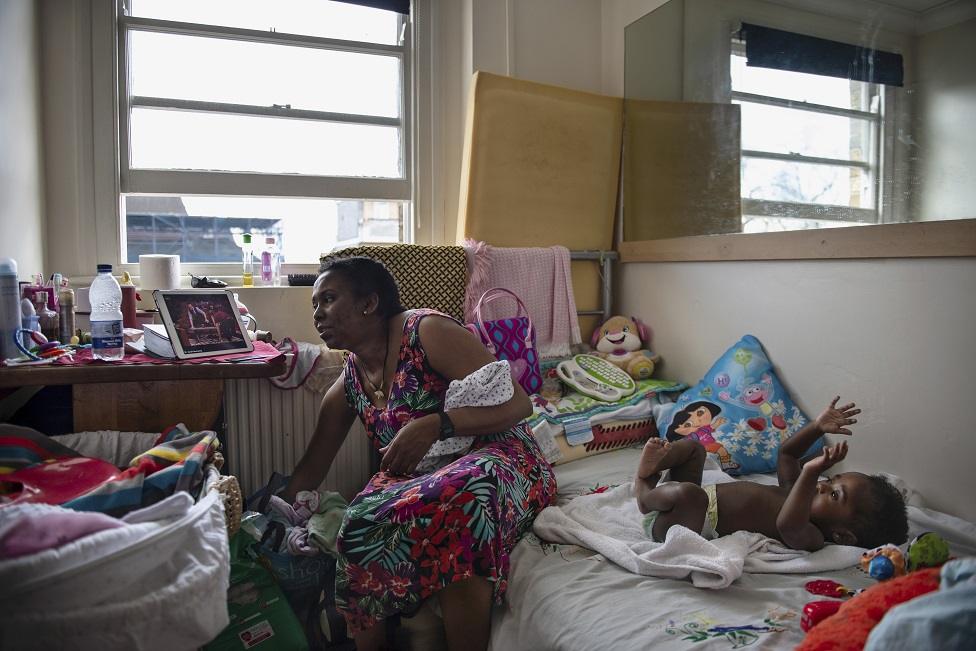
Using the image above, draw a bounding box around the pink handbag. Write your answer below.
[465,287,543,395]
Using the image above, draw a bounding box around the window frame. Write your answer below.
[730,39,886,227]
[114,1,415,268]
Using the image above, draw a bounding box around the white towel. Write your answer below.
[532,480,863,588]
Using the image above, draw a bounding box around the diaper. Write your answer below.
[641,483,719,542]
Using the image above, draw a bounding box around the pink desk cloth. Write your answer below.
[53,340,283,367]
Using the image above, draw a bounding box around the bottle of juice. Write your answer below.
[241,233,254,287]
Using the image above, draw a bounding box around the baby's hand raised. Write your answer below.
[815,396,860,435]
[805,441,848,474]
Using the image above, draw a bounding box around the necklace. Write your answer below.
[362,327,390,401]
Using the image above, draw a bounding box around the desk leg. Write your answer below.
[72,379,224,433]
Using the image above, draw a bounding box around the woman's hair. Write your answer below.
[665,401,721,441]
[318,256,405,318]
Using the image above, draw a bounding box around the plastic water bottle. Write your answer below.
[0,258,21,360]
[90,263,124,361]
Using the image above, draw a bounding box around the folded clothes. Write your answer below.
[0,507,124,559]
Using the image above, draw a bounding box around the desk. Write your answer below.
[0,355,285,433]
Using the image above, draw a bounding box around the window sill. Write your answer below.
[618,219,976,262]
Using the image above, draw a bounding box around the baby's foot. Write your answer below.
[637,438,671,479]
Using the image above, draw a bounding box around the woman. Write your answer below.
[283,256,556,651]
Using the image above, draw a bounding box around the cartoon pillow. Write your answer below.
[654,334,820,475]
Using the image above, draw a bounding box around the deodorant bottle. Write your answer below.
[0,258,22,360]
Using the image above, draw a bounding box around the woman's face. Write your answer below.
[312,271,366,349]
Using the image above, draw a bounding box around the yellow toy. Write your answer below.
[590,315,660,380]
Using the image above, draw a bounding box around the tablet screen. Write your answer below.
[153,289,254,359]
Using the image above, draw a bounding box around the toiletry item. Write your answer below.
[0,258,21,360]
[260,236,281,286]
[21,298,39,349]
[241,233,254,287]
[120,271,138,328]
[50,273,63,311]
[138,254,181,292]
[58,287,76,344]
[35,291,60,343]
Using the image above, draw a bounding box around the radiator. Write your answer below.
[223,379,373,500]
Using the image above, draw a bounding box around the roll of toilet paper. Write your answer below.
[139,254,181,294]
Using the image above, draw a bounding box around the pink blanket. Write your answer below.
[464,241,581,358]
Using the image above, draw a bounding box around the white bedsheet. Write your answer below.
[490,446,976,651]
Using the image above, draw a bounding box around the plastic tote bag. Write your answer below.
[0,491,230,651]
[465,287,543,395]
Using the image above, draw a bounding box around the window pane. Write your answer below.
[731,52,879,112]
[130,108,402,177]
[124,195,407,264]
[736,101,874,161]
[129,31,401,119]
[742,158,871,207]
[129,0,400,45]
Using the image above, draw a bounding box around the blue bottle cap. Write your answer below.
[97,264,113,273]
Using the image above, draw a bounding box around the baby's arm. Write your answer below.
[778,397,859,487]
[776,442,848,550]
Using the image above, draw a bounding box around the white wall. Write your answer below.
[0,0,46,276]
[620,259,976,521]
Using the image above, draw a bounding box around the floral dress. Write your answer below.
[335,309,557,633]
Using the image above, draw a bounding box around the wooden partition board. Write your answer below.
[457,71,623,337]
[458,71,622,250]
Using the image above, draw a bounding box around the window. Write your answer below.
[731,39,886,233]
[117,0,412,265]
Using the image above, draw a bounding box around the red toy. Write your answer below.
[805,579,858,598]
[801,600,843,632]
[796,566,941,650]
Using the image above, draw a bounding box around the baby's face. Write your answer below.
[810,472,871,536]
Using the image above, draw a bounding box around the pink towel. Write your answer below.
[464,241,581,358]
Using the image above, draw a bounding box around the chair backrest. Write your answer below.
[320,244,468,321]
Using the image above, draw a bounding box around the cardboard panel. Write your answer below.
[624,99,741,241]
[457,71,622,251]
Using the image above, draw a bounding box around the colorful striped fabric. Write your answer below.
[0,423,218,517]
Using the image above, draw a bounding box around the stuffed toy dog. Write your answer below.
[590,315,659,380]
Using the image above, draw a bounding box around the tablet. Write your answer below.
[153,289,254,359]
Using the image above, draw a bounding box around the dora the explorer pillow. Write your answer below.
[654,335,819,475]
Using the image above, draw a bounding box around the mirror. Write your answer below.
[623,0,976,243]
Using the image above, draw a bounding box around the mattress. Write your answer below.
[489,446,976,650]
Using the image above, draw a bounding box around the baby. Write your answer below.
[635,397,908,550]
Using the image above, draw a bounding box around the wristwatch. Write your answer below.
[437,411,455,441]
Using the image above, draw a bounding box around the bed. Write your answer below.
[486,445,976,650]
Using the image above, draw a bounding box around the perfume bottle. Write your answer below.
[261,236,281,286]
[35,291,59,343]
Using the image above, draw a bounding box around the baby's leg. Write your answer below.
[635,439,707,516]
[637,438,707,485]
[646,482,709,542]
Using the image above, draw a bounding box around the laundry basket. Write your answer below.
[0,427,233,650]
